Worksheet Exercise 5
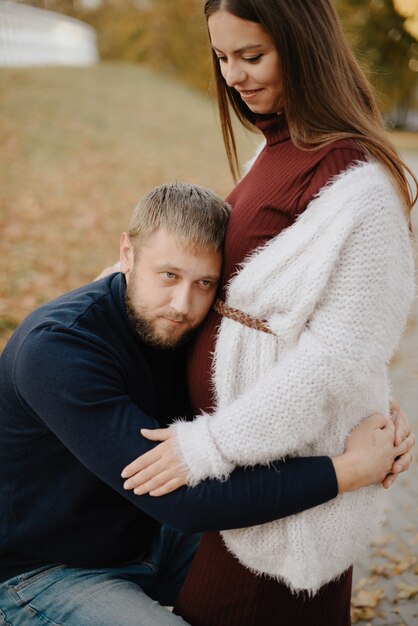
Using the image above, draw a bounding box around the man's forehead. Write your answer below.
[140,228,221,257]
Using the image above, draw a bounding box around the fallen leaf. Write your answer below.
[396,582,418,600]
[351,605,375,623]
[392,555,417,575]
[352,587,385,608]
[371,563,392,578]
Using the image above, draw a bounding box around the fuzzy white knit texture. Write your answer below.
[172,162,415,593]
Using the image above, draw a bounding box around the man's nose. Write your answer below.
[170,284,193,317]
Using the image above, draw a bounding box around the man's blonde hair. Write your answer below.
[128,182,231,250]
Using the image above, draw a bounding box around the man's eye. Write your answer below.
[164,272,176,280]
[200,280,213,289]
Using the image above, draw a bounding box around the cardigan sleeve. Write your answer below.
[171,184,414,485]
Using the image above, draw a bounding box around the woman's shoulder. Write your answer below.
[322,137,365,157]
[311,139,366,185]
[296,140,365,212]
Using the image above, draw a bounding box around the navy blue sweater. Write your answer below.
[0,273,337,582]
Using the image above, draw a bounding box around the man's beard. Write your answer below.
[125,284,196,350]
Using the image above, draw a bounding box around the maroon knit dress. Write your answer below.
[174,114,366,626]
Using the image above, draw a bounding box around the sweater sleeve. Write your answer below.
[172,182,414,484]
[13,325,338,533]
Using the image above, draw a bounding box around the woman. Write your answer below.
[122,0,416,623]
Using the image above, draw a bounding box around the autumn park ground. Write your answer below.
[0,62,417,624]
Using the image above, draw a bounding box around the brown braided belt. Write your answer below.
[213,299,275,335]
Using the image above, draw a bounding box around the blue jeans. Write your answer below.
[0,526,199,625]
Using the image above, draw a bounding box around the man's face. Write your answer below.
[120,228,222,349]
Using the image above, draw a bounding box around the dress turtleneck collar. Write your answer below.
[254,113,290,146]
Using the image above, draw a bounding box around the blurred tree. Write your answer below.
[142,0,211,92]
[58,0,213,92]
[337,0,418,127]
[16,0,418,126]
[17,0,77,8]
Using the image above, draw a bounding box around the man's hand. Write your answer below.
[383,399,413,488]
[121,428,187,496]
[332,412,415,494]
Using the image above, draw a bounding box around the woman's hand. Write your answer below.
[94,261,121,281]
[122,402,415,498]
[121,428,187,496]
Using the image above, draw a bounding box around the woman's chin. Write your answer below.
[245,103,279,116]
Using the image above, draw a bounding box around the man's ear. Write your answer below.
[120,232,134,279]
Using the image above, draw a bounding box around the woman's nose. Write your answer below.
[223,61,246,88]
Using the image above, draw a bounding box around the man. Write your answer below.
[0,183,413,625]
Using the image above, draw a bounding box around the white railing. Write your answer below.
[0,1,98,67]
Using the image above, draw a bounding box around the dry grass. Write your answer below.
[2,64,418,625]
[391,130,418,151]
[1,62,416,350]
[0,62,256,349]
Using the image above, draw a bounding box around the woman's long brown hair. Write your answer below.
[204,0,417,214]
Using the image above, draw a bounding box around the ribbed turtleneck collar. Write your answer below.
[255,113,290,146]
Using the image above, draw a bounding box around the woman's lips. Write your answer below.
[238,88,263,101]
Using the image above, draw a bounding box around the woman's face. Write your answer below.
[208,10,284,115]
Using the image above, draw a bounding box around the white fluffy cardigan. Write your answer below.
[172,161,415,594]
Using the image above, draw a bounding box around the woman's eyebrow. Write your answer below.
[212,43,264,54]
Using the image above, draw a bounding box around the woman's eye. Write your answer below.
[244,54,262,63]
[164,272,176,280]
[216,56,227,63]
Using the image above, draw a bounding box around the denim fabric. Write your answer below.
[0,526,199,625]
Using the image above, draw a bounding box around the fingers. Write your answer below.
[383,432,415,489]
[393,431,415,460]
[133,469,173,495]
[389,398,400,416]
[140,428,171,442]
[121,447,163,479]
[121,430,171,478]
[362,412,390,431]
[382,473,396,489]
[125,459,187,496]
[149,477,186,497]
[382,451,414,489]
[133,469,186,496]
[393,408,411,446]
[394,451,413,474]
[123,458,170,490]
[389,399,411,446]
[121,430,186,496]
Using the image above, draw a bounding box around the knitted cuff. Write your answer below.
[170,414,234,486]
